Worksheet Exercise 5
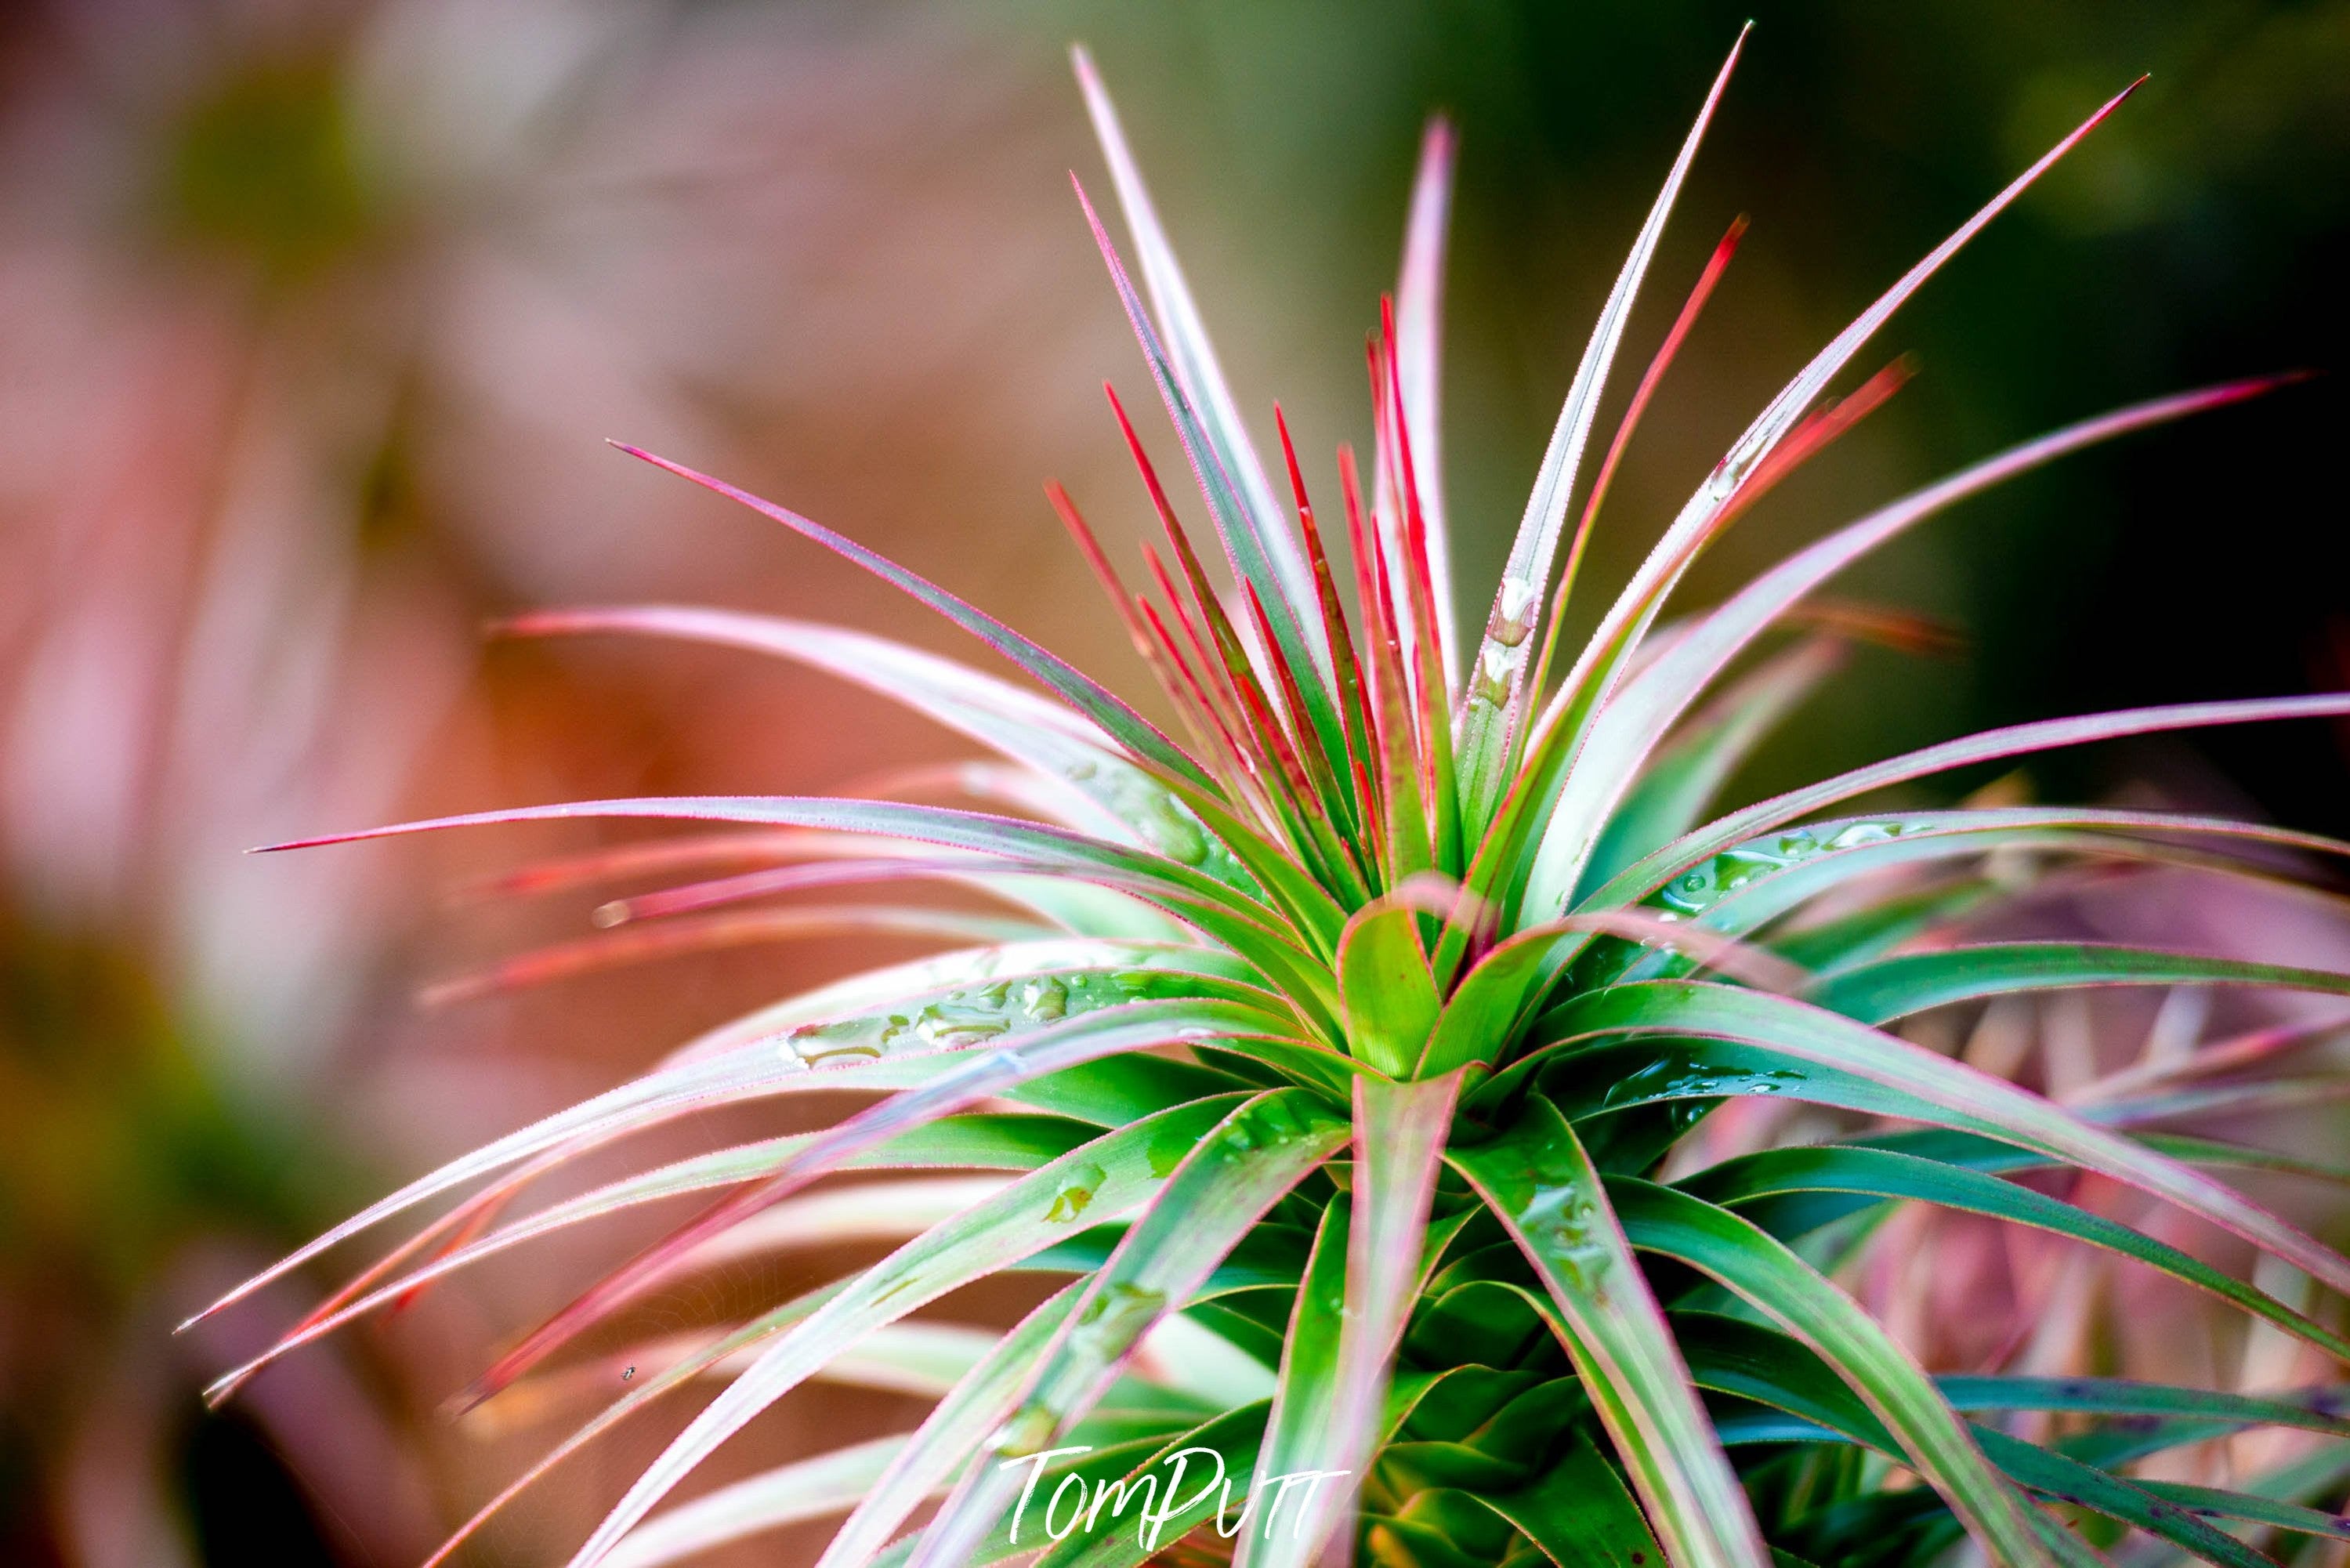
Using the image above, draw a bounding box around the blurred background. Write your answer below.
[1,2,2345,1563]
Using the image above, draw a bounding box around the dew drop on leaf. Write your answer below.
[1045,1161,1106,1223]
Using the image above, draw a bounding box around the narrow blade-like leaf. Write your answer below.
[1449,1095,1773,1568]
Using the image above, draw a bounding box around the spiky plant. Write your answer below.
[193,33,2350,1568]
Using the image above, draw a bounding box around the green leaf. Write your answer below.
[815,1282,1087,1568]
[2129,1478,2350,1545]
[1453,31,1747,830]
[1935,1375,2350,1440]
[1448,1093,1773,1568]
[1243,1071,1464,1567]
[1472,1434,1666,1567]
[1808,940,2350,1024]
[1518,981,2350,1303]
[906,1090,1349,1568]
[1337,904,1443,1076]
[1609,1177,2062,1566]
[1229,1197,1350,1568]
[1678,1143,2350,1360]
[1674,1315,2262,1567]
[1969,1430,2276,1568]
[552,1094,1255,1568]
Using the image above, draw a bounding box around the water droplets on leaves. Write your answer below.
[1045,1161,1106,1223]
[988,1401,1060,1458]
[782,969,1137,1062]
[1468,644,1515,708]
[1135,797,1211,866]
[786,1036,884,1068]
[1019,975,1069,1022]
[1222,1095,1313,1155]
[1654,820,1911,915]
[1515,1139,1613,1301]
[1603,1056,1806,1109]
[1486,574,1540,647]
[1070,1280,1166,1364]
[1074,752,1232,875]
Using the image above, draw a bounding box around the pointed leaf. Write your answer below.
[1392,118,1461,689]
[1526,378,2279,917]
[1070,48,1323,655]
[1613,1176,2076,1566]
[505,605,1258,889]
[553,1094,1254,1568]
[613,445,1209,788]
[814,1282,1087,1568]
[1448,1094,1772,1568]
[1336,904,1443,1076]
[1680,1143,2350,1361]
[1454,30,1747,826]
[905,1090,1348,1568]
[1520,981,2350,1302]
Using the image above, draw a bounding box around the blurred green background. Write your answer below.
[0,2,2342,1563]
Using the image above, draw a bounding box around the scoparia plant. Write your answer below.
[193,33,2350,1568]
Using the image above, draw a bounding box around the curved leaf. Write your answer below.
[1809,941,2350,1024]
[1527,377,2284,918]
[904,1090,1348,1568]
[503,604,1253,885]
[814,1282,1087,1568]
[1454,29,1746,826]
[1517,981,2350,1302]
[257,794,1342,1027]
[1573,636,1843,904]
[1449,1094,1772,1568]
[1678,1143,2350,1360]
[604,1436,904,1568]
[1599,693,2350,922]
[1613,1176,2072,1566]
[551,1093,1258,1568]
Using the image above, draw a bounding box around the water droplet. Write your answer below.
[798,1042,882,1067]
[1137,799,1211,865]
[1486,576,1540,647]
[1019,976,1069,1023]
[989,1402,1059,1457]
[1469,645,1515,708]
[914,998,1013,1048]
[1045,1161,1106,1223]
